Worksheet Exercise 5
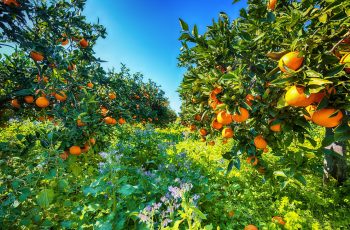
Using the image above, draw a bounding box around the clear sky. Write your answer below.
[84,0,247,113]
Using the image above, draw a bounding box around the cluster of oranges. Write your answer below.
[243,215,285,230]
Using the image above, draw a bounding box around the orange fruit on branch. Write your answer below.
[312,108,343,128]
[108,92,117,100]
[69,146,81,155]
[79,38,89,48]
[285,85,315,107]
[244,224,258,230]
[87,82,94,88]
[232,107,249,122]
[199,128,207,136]
[211,119,223,130]
[24,96,34,104]
[118,118,126,125]
[3,0,21,7]
[269,119,281,132]
[54,91,67,102]
[194,114,201,121]
[217,111,232,125]
[35,96,50,108]
[59,151,69,160]
[30,51,44,62]
[278,51,304,72]
[11,99,20,108]
[77,119,86,127]
[246,156,258,166]
[222,127,234,138]
[272,216,286,225]
[267,0,277,11]
[254,135,267,149]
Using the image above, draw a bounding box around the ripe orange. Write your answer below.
[189,124,196,131]
[245,94,255,106]
[232,107,249,123]
[211,119,223,130]
[35,96,49,108]
[30,51,44,62]
[111,118,117,125]
[77,119,86,127]
[108,92,117,100]
[267,0,277,10]
[90,138,96,145]
[194,114,201,121]
[60,151,69,160]
[217,111,232,125]
[24,96,34,104]
[278,51,304,72]
[87,82,94,88]
[212,87,222,94]
[3,0,21,7]
[79,38,89,48]
[272,216,286,225]
[304,105,316,121]
[81,142,90,153]
[104,116,114,124]
[54,91,67,102]
[313,87,336,103]
[254,135,267,149]
[222,127,234,138]
[36,75,49,83]
[263,147,269,153]
[118,118,126,125]
[69,146,81,155]
[11,99,20,108]
[246,156,258,166]
[244,224,258,230]
[101,107,108,116]
[269,119,281,132]
[285,85,315,107]
[199,128,207,136]
[312,108,343,128]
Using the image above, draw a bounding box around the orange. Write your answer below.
[54,91,67,102]
[209,91,217,101]
[278,51,304,72]
[217,111,232,125]
[79,38,89,48]
[285,86,315,107]
[246,94,255,101]
[304,105,316,121]
[194,114,201,121]
[254,135,267,149]
[189,124,196,131]
[211,119,223,130]
[24,96,34,104]
[35,96,50,108]
[313,87,336,103]
[3,0,20,7]
[312,108,343,128]
[272,216,286,225]
[267,0,277,10]
[246,156,258,166]
[108,92,117,100]
[30,51,44,62]
[104,116,114,124]
[232,107,249,122]
[69,146,81,155]
[263,147,269,153]
[11,99,20,108]
[208,141,215,146]
[212,87,222,94]
[118,118,126,125]
[101,107,108,116]
[59,151,69,160]
[87,82,94,88]
[199,128,207,136]
[222,127,234,138]
[228,211,234,217]
[90,138,96,145]
[111,118,117,125]
[77,119,86,127]
[37,75,49,83]
[81,142,90,153]
[269,119,281,132]
[244,224,258,230]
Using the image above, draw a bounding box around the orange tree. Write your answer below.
[0,0,175,155]
[178,0,350,184]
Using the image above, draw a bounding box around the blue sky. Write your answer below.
[84,0,247,113]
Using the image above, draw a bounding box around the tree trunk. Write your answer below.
[323,128,348,185]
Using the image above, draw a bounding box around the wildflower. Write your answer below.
[99,152,108,158]
[138,213,150,223]
[162,218,172,227]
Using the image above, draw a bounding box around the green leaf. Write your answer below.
[308,78,333,86]
[319,13,327,23]
[179,18,189,31]
[37,189,55,208]
[192,206,207,219]
[192,25,198,37]
[274,171,287,178]
[118,184,138,196]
